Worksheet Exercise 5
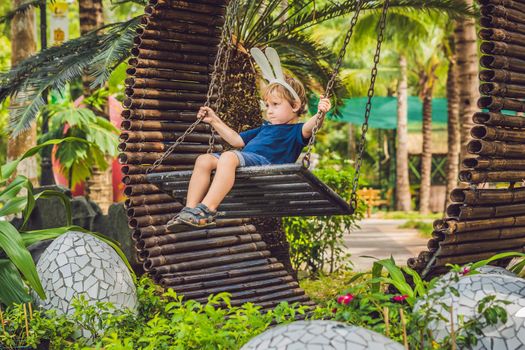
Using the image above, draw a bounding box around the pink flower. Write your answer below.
[332,308,337,313]
[336,293,354,305]
[461,267,470,276]
[391,294,408,303]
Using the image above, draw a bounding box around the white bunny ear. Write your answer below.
[250,47,275,82]
[265,47,284,80]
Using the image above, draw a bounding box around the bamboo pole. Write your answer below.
[463,157,525,170]
[459,169,525,183]
[442,226,525,244]
[144,6,225,26]
[138,225,257,248]
[121,120,211,133]
[443,216,525,233]
[449,186,525,205]
[125,78,209,93]
[119,131,219,143]
[160,262,285,286]
[473,111,525,128]
[160,257,279,279]
[122,109,200,121]
[480,16,525,36]
[471,124,525,143]
[182,279,298,300]
[167,270,289,291]
[435,247,525,266]
[479,28,525,46]
[119,152,200,165]
[480,54,525,74]
[479,68,525,84]
[481,5,525,27]
[479,82,525,98]
[143,234,263,258]
[145,242,267,269]
[122,164,190,175]
[479,0,525,13]
[446,202,525,220]
[149,250,272,275]
[478,95,525,112]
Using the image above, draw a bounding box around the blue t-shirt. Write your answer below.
[239,121,309,164]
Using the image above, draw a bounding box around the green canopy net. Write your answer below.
[309,96,449,131]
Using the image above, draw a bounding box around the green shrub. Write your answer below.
[0,277,309,350]
[283,158,365,276]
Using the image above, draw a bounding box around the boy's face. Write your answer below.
[264,94,300,125]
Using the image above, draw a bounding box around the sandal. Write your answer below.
[166,207,197,232]
[177,203,217,229]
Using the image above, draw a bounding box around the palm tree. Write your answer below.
[351,11,444,212]
[78,0,114,213]
[455,0,479,162]
[445,33,460,208]
[7,0,38,184]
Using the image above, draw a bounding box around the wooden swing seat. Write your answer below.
[146,163,354,218]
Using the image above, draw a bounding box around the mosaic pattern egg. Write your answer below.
[35,231,137,314]
[432,266,516,291]
[241,320,404,350]
[415,274,525,350]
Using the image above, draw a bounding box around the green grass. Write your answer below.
[399,219,434,237]
[300,271,357,305]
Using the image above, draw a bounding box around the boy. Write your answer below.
[167,51,331,230]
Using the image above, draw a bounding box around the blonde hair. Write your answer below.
[262,76,307,115]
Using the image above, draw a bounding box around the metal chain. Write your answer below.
[302,0,366,168]
[206,0,240,154]
[147,0,239,173]
[350,0,390,210]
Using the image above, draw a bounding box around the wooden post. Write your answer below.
[383,306,390,337]
[400,308,408,349]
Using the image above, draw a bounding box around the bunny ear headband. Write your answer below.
[250,47,301,103]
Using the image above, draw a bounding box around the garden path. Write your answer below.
[344,219,429,271]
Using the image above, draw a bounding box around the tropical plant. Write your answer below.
[0,139,131,305]
[39,91,119,188]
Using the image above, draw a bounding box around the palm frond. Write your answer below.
[0,17,140,137]
[88,17,140,89]
[281,0,473,36]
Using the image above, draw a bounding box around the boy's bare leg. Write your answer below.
[186,154,218,208]
[201,151,240,211]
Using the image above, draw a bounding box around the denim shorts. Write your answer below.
[212,151,270,167]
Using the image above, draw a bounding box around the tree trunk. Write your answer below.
[79,0,113,213]
[395,55,411,211]
[222,49,296,276]
[455,0,479,163]
[8,0,38,184]
[445,52,461,209]
[79,0,104,95]
[419,92,433,215]
[347,124,356,161]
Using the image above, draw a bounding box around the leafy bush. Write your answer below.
[0,277,308,350]
[283,156,365,276]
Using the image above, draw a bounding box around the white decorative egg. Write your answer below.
[241,320,404,350]
[35,231,137,314]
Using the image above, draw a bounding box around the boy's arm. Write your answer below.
[198,106,245,147]
[210,118,245,148]
[302,113,321,139]
[302,97,332,139]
